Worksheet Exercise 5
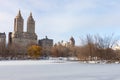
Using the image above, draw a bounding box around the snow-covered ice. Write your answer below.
[0,60,120,80]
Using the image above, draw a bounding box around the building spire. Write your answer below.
[16,10,22,18]
[30,12,32,16]
[28,12,34,21]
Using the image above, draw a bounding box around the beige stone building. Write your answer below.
[9,10,37,47]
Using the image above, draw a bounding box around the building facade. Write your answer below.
[38,36,53,48]
[0,33,6,56]
[0,32,6,46]
[9,10,37,47]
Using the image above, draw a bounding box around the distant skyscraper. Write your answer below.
[9,10,37,47]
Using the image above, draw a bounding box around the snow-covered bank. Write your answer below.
[0,59,78,66]
[0,59,119,66]
[0,60,120,80]
[81,60,120,64]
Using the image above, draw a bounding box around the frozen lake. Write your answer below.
[0,60,120,80]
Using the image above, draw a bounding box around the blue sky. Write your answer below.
[0,0,120,45]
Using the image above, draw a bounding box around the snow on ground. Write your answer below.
[0,60,120,80]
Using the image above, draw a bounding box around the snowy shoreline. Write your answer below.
[0,59,119,66]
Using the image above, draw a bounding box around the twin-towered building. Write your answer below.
[9,10,37,46]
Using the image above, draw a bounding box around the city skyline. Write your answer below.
[0,0,120,45]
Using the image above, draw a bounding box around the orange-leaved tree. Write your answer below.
[27,45,42,59]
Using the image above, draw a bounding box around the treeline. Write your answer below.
[0,34,120,61]
[50,34,120,61]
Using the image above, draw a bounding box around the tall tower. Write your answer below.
[14,10,24,33]
[27,12,35,33]
[70,36,75,46]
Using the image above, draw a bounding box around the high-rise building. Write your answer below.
[9,10,37,47]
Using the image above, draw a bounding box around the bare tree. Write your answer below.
[77,34,119,61]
